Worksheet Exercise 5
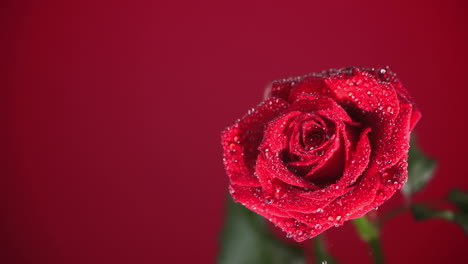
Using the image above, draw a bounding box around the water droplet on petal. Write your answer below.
[229,143,237,152]
[264,196,273,204]
[386,105,394,114]
[264,148,274,159]
[378,191,387,200]
[393,181,403,190]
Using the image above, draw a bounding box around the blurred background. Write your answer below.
[1,0,467,263]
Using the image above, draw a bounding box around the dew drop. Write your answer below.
[315,224,322,230]
[264,148,274,159]
[229,143,236,152]
[393,181,403,190]
[286,233,292,238]
[386,105,394,114]
[264,196,273,204]
[378,191,386,200]
[328,216,334,221]
[336,215,342,221]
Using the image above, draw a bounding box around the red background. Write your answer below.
[1,0,467,263]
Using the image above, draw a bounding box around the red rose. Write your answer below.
[221,67,421,242]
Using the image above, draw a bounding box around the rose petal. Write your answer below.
[367,103,413,175]
[338,127,372,187]
[265,180,335,214]
[221,97,290,186]
[255,153,319,193]
[230,184,293,218]
[289,172,381,240]
[325,71,400,117]
[349,158,408,219]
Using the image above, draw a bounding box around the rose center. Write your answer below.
[303,129,326,150]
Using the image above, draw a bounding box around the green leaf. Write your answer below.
[313,235,337,264]
[410,204,454,221]
[448,189,468,212]
[447,189,468,235]
[353,216,379,242]
[410,204,468,236]
[402,136,437,196]
[218,197,305,264]
[453,213,468,235]
[353,216,384,264]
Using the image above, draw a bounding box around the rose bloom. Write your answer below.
[221,67,421,242]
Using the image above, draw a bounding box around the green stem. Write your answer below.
[369,239,384,264]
